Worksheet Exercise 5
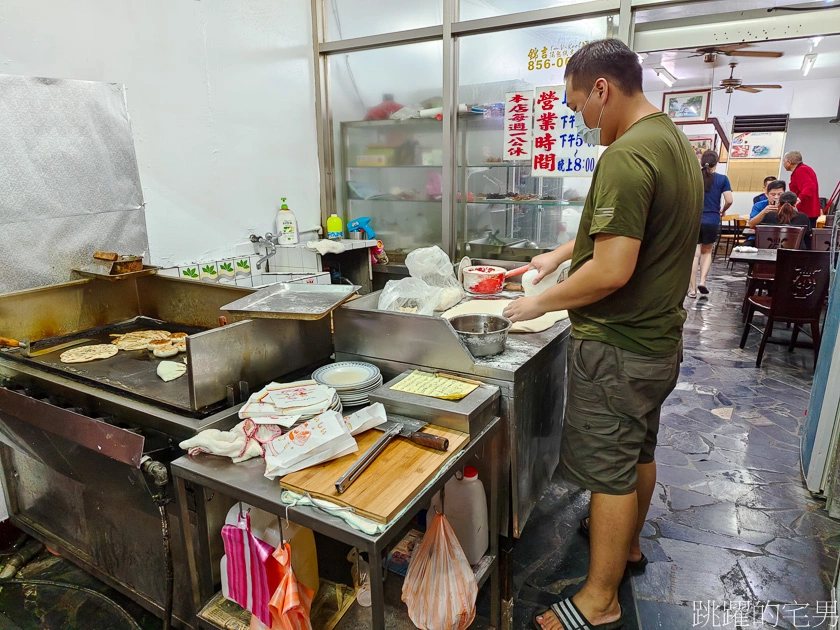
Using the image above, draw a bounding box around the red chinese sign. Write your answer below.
[503,91,533,161]
[532,84,598,178]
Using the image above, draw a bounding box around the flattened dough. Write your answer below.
[442,299,568,333]
[60,344,119,363]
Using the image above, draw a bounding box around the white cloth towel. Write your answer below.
[306,239,346,255]
[179,419,283,463]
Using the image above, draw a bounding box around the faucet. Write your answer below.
[250,233,277,270]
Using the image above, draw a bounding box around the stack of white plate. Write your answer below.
[313,362,383,408]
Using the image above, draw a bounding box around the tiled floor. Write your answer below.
[513,260,839,630]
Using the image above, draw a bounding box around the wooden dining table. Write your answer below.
[728,249,778,264]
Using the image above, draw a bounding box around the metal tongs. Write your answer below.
[334,423,403,494]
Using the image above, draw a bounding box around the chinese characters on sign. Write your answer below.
[532,85,598,178]
[692,600,839,628]
[527,42,589,72]
[503,92,534,161]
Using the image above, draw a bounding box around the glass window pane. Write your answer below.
[328,42,443,260]
[636,0,816,24]
[455,20,611,259]
[325,0,442,42]
[459,0,595,22]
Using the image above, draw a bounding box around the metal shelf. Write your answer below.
[349,198,441,203]
[348,165,441,169]
[468,199,583,207]
[467,162,527,168]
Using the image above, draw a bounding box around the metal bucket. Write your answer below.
[449,314,511,357]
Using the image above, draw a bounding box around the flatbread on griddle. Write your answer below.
[60,344,119,364]
[111,330,171,351]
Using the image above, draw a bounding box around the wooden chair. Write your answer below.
[742,225,806,318]
[754,225,805,250]
[740,250,830,368]
[715,214,746,262]
[810,227,840,251]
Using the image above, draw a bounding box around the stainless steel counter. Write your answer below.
[334,291,570,537]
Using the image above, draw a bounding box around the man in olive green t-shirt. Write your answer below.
[504,39,702,630]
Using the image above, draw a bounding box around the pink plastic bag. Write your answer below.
[401,513,478,630]
[221,512,274,626]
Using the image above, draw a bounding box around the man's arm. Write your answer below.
[526,239,576,284]
[748,206,772,229]
[503,234,640,321]
[720,191,734,215]
[798,173,818,208]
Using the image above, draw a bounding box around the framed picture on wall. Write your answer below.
[687,136,714,161]
[662,90,710,124]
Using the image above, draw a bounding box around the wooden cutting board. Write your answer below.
[280,425,469,523]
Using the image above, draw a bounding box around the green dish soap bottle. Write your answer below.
[275,197,299,245]
[326,213,344,240]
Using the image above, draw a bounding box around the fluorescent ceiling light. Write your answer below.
[802,53,818,76]
[654,67,676,87]
[811,36,824,48]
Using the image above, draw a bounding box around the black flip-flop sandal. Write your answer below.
[533,598,625,630]
[627,553,649,574]
[698,285,709,295]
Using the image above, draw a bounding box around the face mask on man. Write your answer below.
[575,83,607,146]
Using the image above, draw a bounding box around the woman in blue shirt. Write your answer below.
[689,150,733,298]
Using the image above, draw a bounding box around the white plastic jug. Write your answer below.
[426,466,489,565]
[221,503,319,598]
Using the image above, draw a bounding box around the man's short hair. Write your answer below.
[784,150,803,164]
[767,180,787,193]
[763,176,777,186]
[565,39,643,96]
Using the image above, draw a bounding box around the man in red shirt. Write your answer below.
[784,150,821,228]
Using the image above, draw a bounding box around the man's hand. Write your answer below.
[502,296,546,323]
[528,251,561,284]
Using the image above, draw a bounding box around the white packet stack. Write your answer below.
[343,403,387,436]
[264,410,358,479]
[239,380,336,420]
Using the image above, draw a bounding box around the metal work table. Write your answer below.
[729,249,778,264]
[335,291,570,540]
[171,416,502,630]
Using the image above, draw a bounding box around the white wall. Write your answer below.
[785,118,840,198]
[0,0,320,267]
[646,77,840,214]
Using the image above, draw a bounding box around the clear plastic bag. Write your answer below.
[405,246,464,311]
[401,513,478,630]
[378,278,443,316]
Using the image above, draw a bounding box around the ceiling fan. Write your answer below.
[714,62,781,94]
[694,43,784,63]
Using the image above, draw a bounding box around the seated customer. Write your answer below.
[753,176,777,205]
[750,180,786,220]
[749,191,811,248]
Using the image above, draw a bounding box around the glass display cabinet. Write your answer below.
[456,114,588,262]
[338,113,590,263]
[339,118,443,263]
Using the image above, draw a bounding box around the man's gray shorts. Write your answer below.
[560,338,681,495]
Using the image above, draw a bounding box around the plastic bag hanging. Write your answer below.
[251,542,314,630]
[221,510,274,626]
[401,512,478,630]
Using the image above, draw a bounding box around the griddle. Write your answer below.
[1,317,216,417]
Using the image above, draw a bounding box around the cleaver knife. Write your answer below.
[373,416,449,451]
[335,416,449,494]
